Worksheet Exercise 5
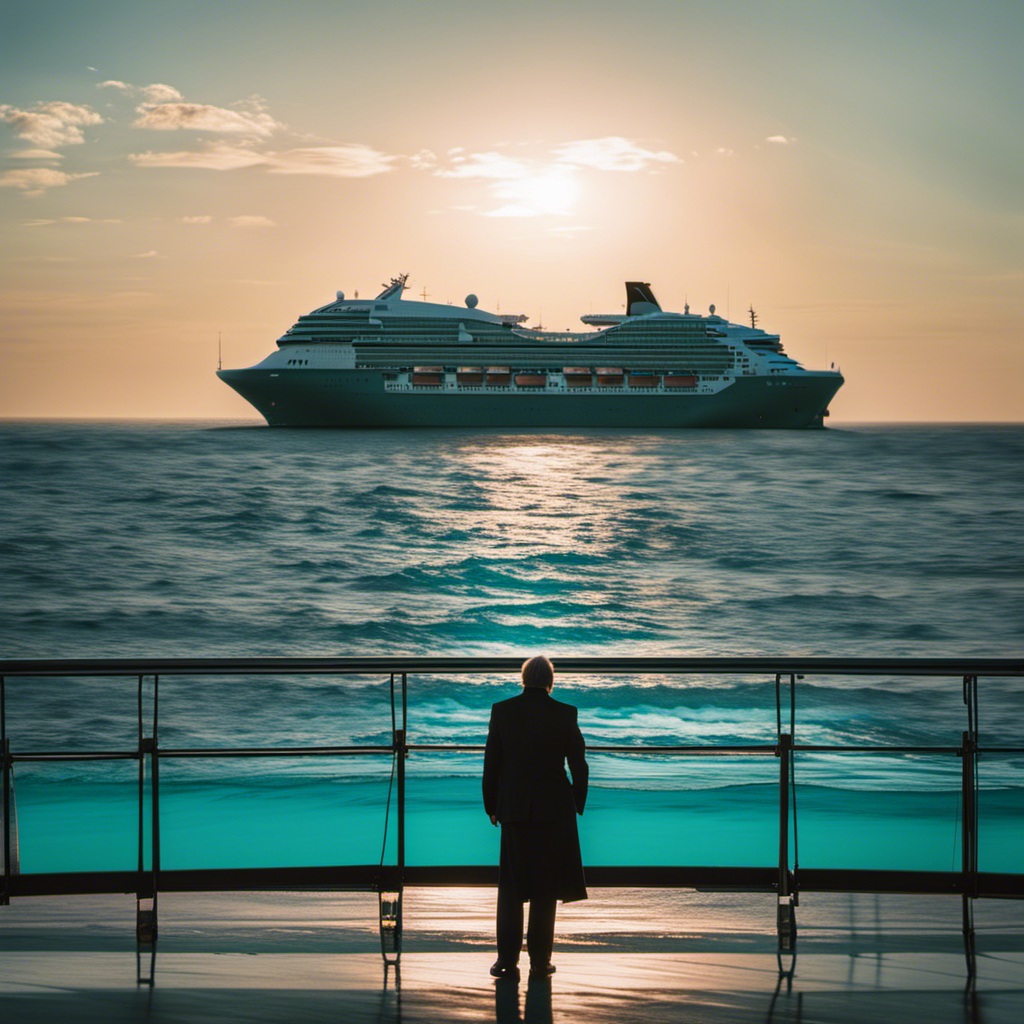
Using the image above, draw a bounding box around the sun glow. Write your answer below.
[492,168,580,216]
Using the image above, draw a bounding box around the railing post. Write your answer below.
[136,675,158,985]
[961,673,979,982]
[380,673,407,966]
[2,675,9,906]
[1,737,11,906]
[398,673,406,878]
[777,732,796,958]
[961,728,978,980]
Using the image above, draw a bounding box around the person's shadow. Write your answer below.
[494,975,553,1024]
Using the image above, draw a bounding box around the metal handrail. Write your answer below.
[2,655,1021,677]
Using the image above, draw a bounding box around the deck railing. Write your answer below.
[2,656,1022,981]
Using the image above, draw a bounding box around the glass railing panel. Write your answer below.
[583,754,779,867]
[402,751,779,867]
[976,754,1024,875]
[402,769,496,867]
[791,753,961,872]
[12,761,138,874]
[158,755,394,871]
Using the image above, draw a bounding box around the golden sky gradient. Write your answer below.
[1,0,1021,421]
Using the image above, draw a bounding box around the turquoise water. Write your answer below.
[1,422,1022,876]
[13,773,1024,875]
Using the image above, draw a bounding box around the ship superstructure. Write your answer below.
[218,276,843,427]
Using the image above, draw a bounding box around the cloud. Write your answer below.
[10,148,63,160]
[179,214,213,224]
[131,250,162,258]
[23,215,120,224]
[228,215,275,228]
[0,167,98,195]
[139,83,184,105]
[99,80,182,103]
[553,137,680,171]
[435,151,529,179]
[408,148,437,170]
[129,141,393,178]
[133,102,280,136]
[766,135,791,144]
[265,145,394,177]
[0,101,103,149]
[128,142,266,170]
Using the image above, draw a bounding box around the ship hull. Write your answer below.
[218,369,843,429]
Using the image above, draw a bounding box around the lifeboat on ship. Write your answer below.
[411,365,444,386]
[664,374,698,388]
[514,373,547,387]
[596,367,624,386]
[486,367,511,385]
[456,366,484,384]
[563,366,592,387]
[628,374,660,387]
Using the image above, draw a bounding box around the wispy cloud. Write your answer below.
[0,101,103,149]
[408,148,437,170]
[228,215,275,228]
[435,151,529,179]
[10,148,63,161]
[553,137,681,171]
[766,135,792,144]
[265,145,394,177]
[133,103,280,137]
[131,250,162,259]
[130,143,393,178]
[179,214,213,224]
[23,215,120,225]
[128,142,266,170]
[0,167,98,196]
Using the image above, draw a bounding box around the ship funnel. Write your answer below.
[624,281,661,316]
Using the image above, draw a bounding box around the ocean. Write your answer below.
[1,421,1022,877]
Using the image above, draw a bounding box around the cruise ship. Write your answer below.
[217,275,843,428]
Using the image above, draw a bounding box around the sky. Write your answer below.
[1,0,1021,421]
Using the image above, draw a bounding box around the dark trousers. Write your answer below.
[497,885,557,967]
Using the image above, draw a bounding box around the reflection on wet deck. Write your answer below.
[2,889,1023,1022]
[3,950,1024,1023]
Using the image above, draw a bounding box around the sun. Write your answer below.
[497,168,580,216]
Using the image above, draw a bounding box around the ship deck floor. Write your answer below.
[3,888,1023,1022]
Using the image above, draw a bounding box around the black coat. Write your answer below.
[483,688,589,902]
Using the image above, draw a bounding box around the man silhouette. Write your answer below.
[483,655,588,980]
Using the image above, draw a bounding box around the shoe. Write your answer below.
[529,962,556,977]
[490,960,520,980]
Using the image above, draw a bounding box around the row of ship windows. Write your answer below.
[350,349,733,359]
